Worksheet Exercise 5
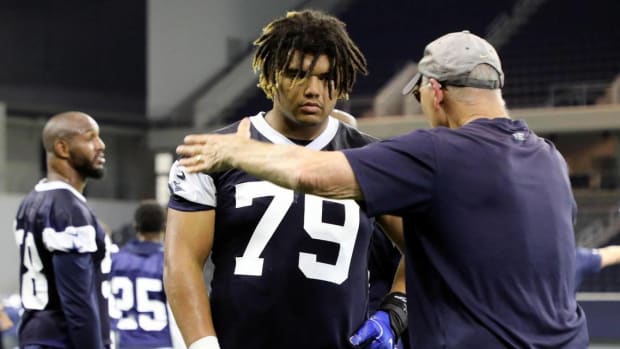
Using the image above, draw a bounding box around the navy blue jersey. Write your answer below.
[344,118,588,348]
[575,247,602,291]
[169,113,378,349]
[13,180,110,349]
[109,239,172,349]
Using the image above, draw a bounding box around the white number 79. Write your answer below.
[233,181,360,284]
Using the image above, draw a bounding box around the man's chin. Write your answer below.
[296,113,327,125]
[86,167,105,179]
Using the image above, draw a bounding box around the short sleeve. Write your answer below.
[168,160,216,211]
[343,130,436,216]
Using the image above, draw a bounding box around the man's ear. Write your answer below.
[430,79,444,109]
[53,138,71,159]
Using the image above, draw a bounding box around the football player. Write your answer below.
[14,111,110,349]
[165,10,406,349]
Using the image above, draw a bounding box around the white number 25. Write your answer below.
[109,276,168,331]
[233,181,360,284]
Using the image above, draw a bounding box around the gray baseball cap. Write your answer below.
[402,30,504,95]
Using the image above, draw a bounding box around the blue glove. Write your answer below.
[349,310,396,349]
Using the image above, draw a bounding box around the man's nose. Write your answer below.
[304,76,322,97]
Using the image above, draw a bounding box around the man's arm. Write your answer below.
[53,253,104,349]
[167,303,187,349]
[597,245,620,269]
[376,214,406,293]
[378,215,407,336]
[0,303,14,331]
[164,208,218,347]
[177,118,361,200]
[350,215,407,348]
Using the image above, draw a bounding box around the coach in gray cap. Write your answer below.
[401,30,507,128]
[176,30,589,348]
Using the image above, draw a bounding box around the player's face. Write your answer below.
[273,51,339,128]
[68,117,106,179]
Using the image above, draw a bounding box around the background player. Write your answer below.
[165,9,406,349]
[109,200,183,349]
[331,109,358,128]
[13,111,110,349]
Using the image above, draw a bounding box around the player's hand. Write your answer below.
[177,117,252,174]
[349,310,396,349]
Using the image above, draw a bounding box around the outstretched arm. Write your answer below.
[598,245,620,269]
[176,118,362,200]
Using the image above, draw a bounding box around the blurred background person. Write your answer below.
[13,111,110,349]
[109,200,184,349]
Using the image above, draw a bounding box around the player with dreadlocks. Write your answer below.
[164,9,407,349]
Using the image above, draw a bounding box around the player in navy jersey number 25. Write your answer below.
[13,111,110,349]
[110,200,183,349]
[165,10,407,349]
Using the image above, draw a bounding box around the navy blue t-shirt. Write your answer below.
[110,239,172,349]
[343,118,588,348]
[169,113,379,349]
[13,180,110,349]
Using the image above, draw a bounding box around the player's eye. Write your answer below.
[283,69,301,79]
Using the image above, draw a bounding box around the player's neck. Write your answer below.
[46,160,86,193]
[138,233,164,242]
[264,109,327,141]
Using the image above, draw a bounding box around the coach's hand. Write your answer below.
[349,310,395,349]
[177,117,252,174]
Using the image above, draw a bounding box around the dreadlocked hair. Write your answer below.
[252,9,368,100]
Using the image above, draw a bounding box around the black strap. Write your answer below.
[378,291,408,340]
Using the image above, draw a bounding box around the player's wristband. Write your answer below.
[188,336,221,349]
[378,291,408,339]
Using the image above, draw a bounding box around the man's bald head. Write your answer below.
[42,111,95,152]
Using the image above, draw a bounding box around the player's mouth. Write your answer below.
[300,102,321,114]
[95,154,106,165]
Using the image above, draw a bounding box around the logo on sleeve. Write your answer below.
[172,180,184,193]
[176,170,186,180]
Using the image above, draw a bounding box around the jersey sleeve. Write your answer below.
[574,247,602,290]
[342,130,437,216]
[42,197,98,254]
[168,160,217,211]
[53,252,104,349]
